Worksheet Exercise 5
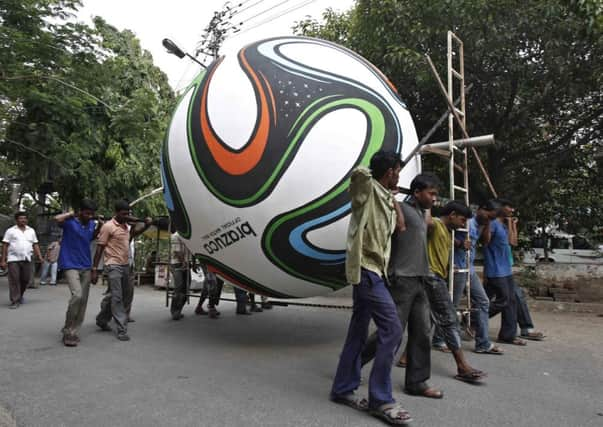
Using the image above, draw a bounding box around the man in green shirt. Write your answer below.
[331,151,411,426]
[426,201,486,383]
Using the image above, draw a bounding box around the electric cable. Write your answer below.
[229,0,317,39]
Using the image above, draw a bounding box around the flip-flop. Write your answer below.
[370,403,413,425]
[498,337,527,346]
[396,360,407,368]
[455,370,487,383]
[404,386,444,399]
[331,392,369,411]
[474,345,504,355]
[520,332,545,341]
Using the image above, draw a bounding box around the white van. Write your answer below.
[525,232,603,264]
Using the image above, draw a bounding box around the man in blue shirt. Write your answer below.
[55,199,101,347]
[483,199,525,345]
[433,201,504,354]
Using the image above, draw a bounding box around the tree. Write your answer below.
[295,0,603,231]
[1,1,175,217]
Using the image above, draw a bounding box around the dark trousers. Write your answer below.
[485,275,518,341]
[332,269,402,409]
[423,275,462,351]
[8,261,32,304]
[170,265,189,317]
[200,277,223,308]
[96,264,130,335]
[515,285,534,332]
[361,275,431,391]
[233,287,248,312]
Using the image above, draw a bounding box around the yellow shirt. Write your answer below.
[345,167,396,284]
[427,218,452,279]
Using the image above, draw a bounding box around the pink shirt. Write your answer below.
[97,219,130,266]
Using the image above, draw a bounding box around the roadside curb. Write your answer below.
[528,299,603,314]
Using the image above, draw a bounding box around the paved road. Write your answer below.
[0,278,602,427]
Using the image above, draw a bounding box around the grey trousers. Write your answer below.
[96,264,130,335]
[63,269,91,336]
[361,276,432,391]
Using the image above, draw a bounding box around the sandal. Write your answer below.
[370,403,413,425]
[497,337,527,346]
[404,386,443,399]
[395,359,407,368]
[520,331,545,341]
[331,392,369,411]
[455,369,487,383]
[474,344,504,355]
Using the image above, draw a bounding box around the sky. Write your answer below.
[76,0,356,90]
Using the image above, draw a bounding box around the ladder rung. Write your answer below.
[456,228,468,232]
[454,268,470,273]
[451,69,464,80]
[453,185,468,192]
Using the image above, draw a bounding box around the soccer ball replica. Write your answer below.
[161,36,420,298]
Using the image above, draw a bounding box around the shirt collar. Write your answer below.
[111,218,128,229]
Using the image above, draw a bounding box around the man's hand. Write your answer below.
[144,217,152,226]
[0,260,6,270]
[91,269,98,285]
[463,239,472,250]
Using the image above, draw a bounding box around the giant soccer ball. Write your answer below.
[161,36,420,298]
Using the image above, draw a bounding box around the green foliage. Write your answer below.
[0,1,175,218]
[295,0,602,232]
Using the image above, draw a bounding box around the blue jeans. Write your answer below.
[331,269,402,409]
[433,272,492,351]
[485,275,518,341]
[515,285,534,334]
[40,261,58,285]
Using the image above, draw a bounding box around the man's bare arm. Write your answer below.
[393,201,406,232]
[0,242,8,269]
[130,217,152,240]
[507,218,519,247]
[90,245,106,284]
[54,211,74,224]
[479,220,492,245]
[33,243,43,263]
[425,208,435,235]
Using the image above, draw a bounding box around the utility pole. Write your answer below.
[195,2,244,60]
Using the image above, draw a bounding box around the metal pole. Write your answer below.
[421,135,495,151]
[401,84,473,166]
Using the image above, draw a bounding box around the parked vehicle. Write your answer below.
[525,232,603,264]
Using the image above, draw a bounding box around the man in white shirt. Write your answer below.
[1,212,43,309]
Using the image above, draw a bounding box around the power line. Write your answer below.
[237,0,295,25]
[230,0,317,39]
[229,0,268,18]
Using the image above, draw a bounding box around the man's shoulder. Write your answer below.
[401,200,421,215]
[2,226,16,239]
